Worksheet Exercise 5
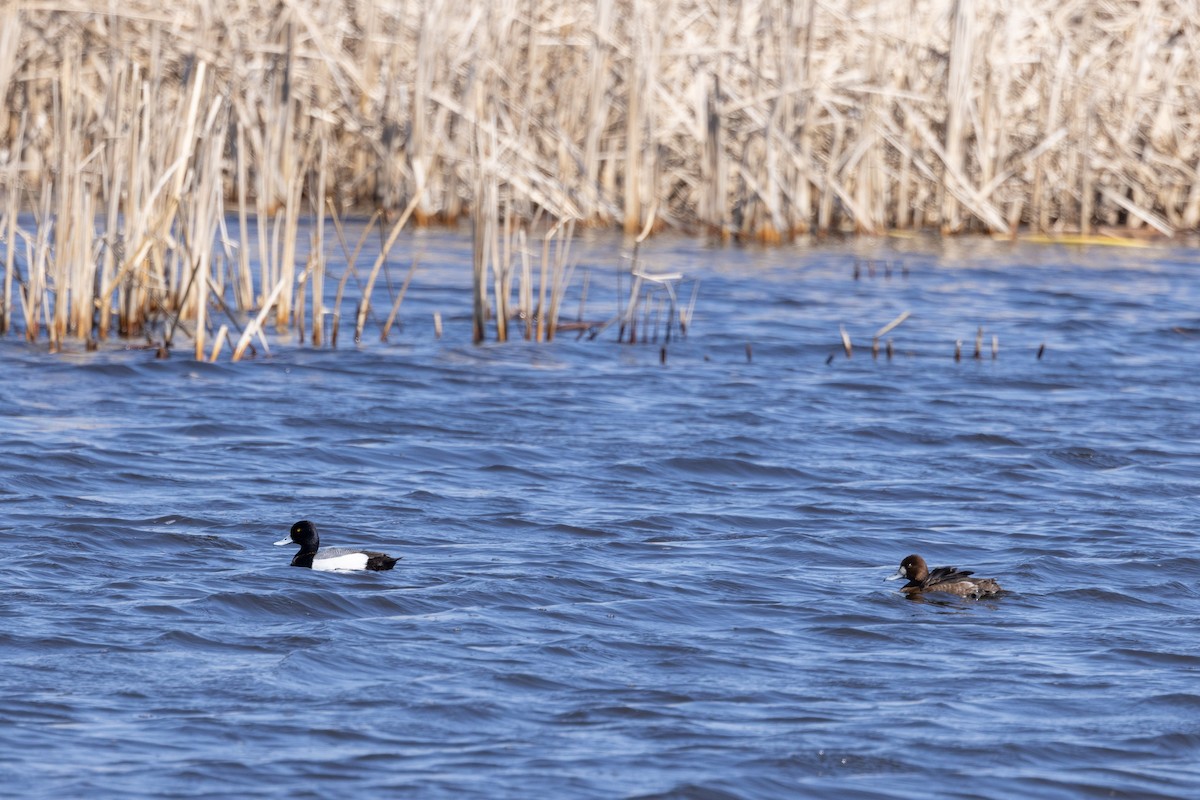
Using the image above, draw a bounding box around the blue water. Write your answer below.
[2,230,1199,798]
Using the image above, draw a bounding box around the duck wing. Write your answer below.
[925,565,975,585]
[313,547,366,560]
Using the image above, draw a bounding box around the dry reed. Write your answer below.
[1,1,1196,351]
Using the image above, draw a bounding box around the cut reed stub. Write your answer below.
[660,346,667,365]
[1037,342,1045,360]
[839,325,852,358]
[872,337,880,359]
[974,326,983,359]
[992,335,998,359]
[955,340,962,361]
[745,343,752,363]
[886,339,894,360]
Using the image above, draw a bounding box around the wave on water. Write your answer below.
[2,236,1200,798]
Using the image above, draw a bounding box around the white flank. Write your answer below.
[312,552,370,571]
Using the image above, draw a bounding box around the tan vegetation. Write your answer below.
[0,0,1196,350]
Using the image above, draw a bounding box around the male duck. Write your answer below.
[275,520,399,571]
[887,554,1001,598]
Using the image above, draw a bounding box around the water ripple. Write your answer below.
[2,235,1200,797]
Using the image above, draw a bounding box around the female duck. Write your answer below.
[275,520,399,571]
[887,554,1001,598]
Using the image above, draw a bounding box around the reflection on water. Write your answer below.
[1,231,1199,798]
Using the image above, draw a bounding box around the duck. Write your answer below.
[887,554,1001,598]
[275,520,399,571]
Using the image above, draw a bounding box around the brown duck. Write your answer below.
[887,554,1002,598]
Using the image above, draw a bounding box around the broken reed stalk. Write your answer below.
[311,138,329,347]
[329,207,381,347]
[209,323,230,362]
[516,230,533,340]
[616,203,659,344]
[871,310,911,359]
[576,268,590,328]
[682,280,700,335]
[354,189,426,343]
[875,311,912,339]
[295,252,309,345]
[472,196,489,345]
[543,218,577,342]
[380,258,418,342]
[232,278,287,362]
[494,201,512,344]
[1,127,17,335]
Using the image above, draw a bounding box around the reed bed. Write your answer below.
[1,0,1196,351]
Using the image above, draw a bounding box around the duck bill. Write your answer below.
[885,567,905,581]
[273,537,292,546]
